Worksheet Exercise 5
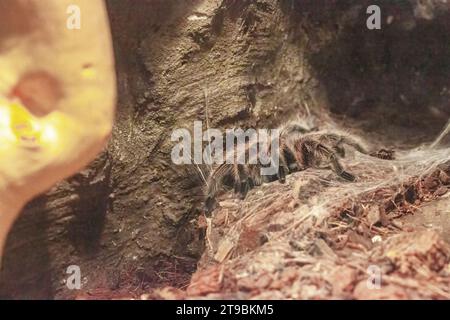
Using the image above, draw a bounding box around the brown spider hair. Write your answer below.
[204,120,394,214]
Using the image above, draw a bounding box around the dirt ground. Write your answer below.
[127,0,450,300]
[1,0,450,299]
[165,127,450,300]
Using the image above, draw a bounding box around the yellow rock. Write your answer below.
[0,0,116,261]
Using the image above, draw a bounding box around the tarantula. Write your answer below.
[204,120,393,213]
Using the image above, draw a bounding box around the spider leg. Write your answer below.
[333,145,346,158]
[311,132,369,157]
[297,139,356,181]
[232,163,251,199]
[298,139,314,168]
[339,136,368,155]
[248,174,255,188]
[278,164,288,183]
[247,142,263,187]
[263,135,289,183]
[277,145,289,183]
[205,163,233,214]
[338,136,395,160]
[205,197,216,215]
[283,141,303,172]
[315,142,356,181]
[232,163,241,194]
[240,168,253,200]
[249,164,263,186]
[370,148,395,160]
[338,135,395,160]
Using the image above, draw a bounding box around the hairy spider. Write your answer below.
[204,136,276,213]
[204,120,394,213]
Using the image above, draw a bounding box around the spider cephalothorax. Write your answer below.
[204,121,394,213]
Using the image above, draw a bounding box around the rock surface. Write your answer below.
[1,0,450,299]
